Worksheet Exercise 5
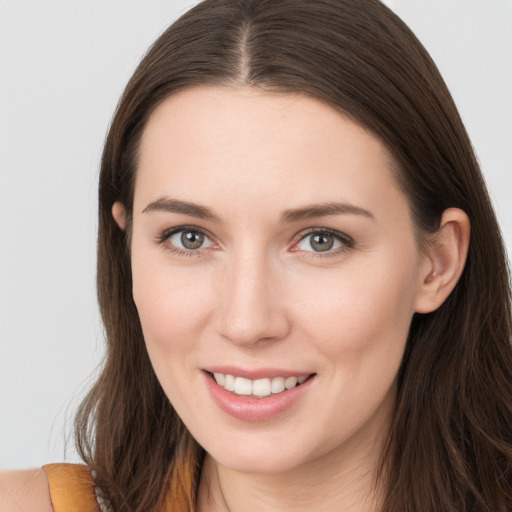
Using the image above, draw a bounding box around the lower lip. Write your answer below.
[204,372,315,422]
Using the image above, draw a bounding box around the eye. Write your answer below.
[170,230,208,250]
[159,227,215,254]
[294,229,353,254]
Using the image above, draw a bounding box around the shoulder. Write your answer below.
[0,468,53,512]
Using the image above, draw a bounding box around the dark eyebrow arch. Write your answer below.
[142,197,221,222]
[280,202,375,223]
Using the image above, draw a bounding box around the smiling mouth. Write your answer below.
[206,371,316,398]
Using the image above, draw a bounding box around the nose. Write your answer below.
[216,252,291,347]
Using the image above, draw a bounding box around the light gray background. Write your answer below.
[1,0,511,469]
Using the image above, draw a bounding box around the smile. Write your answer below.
[204,369,317,421]
[211,372,311,398]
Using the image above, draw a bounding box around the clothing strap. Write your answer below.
[42,463,99,512]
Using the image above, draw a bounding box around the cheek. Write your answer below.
[290,254,419,359]
[131,266,214,411]
[131,250,213,358]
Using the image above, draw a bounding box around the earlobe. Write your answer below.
[414,208,470,314]
[112,201,127,231]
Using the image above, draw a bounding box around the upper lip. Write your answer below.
[203,366,314,380]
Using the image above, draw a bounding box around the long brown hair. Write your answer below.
[75,1,512,510]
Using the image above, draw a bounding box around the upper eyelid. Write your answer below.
[159,225,212,240]
[293,227,353,243]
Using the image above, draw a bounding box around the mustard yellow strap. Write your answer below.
[42,463,99,512]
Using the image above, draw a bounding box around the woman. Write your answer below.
[2,0,511,510]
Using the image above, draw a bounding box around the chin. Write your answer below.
[211,450,303,475]
[198,429,324,475]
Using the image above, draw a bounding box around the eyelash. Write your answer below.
[156,226,213,257]
[156,226,354,258]
[292,228,354,259]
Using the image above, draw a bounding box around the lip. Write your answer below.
[203,369,316,422]
[203,365,312,380]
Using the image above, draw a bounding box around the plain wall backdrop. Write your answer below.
[1,0,511,469]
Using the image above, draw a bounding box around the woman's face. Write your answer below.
[128,86,430,474]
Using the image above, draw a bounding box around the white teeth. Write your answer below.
[234,377,253,395]
[213,373,225,386]
[224,374,236,391]
[271,377,285,394]
[253,378,272,397]
[284,376,298,389]
[212,372,310,397]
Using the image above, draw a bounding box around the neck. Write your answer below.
[197,425,387,512]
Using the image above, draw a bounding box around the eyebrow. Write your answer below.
[280,202,375,223]
[142,198,221,222]
[142,197,374,224]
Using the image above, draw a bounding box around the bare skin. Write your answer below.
[0,469,52,512]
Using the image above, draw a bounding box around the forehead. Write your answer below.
[134,86,407,222]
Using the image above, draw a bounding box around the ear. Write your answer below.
[112,201,127,231]
[414,208,470,314]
